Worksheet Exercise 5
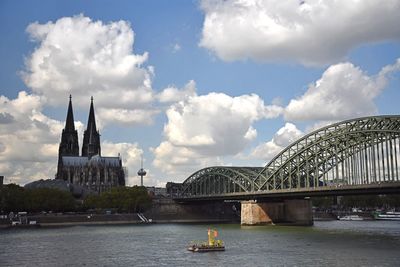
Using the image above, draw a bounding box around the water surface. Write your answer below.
[1,221,399,266]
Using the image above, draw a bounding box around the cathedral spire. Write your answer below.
[56,95,80,180]
[65,94,75,132]
[87,96,97,133]
[82,96,101,158]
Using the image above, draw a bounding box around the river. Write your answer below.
[1,221,399,266]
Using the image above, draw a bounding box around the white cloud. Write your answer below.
[273,122,304,147]
[157,80,197,103]
[0,92,64,184]
[164,92,280,154]
[200,0,400,65]
[97,108,159,126]
[284,58,400,121]
[173,43,181,53]
[151,141,224,181]
[152,91,281,178]
[22,14,156,126]
[250,123,304,162]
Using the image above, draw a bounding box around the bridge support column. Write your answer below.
[240,200,274,225]
[241,199,313,226]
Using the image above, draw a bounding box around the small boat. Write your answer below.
[187,229,225,252]
[338,215,363,221]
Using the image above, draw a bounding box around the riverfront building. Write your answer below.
[56,96,125,193]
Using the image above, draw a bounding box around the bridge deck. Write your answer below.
[174,182,400,202]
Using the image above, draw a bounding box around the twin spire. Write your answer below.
[63,95,101,158]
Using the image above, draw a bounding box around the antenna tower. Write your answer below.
[137,155,147,186]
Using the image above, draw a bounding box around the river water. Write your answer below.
[1,221,399,266]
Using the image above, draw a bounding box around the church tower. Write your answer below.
[56,95,79,179]
[55,95,125,191]
[81,97,101,158]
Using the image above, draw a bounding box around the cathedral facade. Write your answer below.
[56,96,125,193]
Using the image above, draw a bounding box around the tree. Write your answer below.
[0,184,27,212]
[0,185,76,213]
[25,188,76,212]
[83,186,152,213]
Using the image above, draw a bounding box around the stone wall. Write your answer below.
[144,198,239,222]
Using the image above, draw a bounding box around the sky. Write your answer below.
[0,0,399,187]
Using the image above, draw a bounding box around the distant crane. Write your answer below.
[137,156,146,187]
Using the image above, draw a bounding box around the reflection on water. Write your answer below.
[1,221,399,266]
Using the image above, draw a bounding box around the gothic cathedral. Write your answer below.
[56,96,125,193]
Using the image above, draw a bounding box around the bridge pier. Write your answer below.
[241,199,313,226]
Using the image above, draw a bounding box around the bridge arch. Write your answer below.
[181,167,263,195]
[179,116,400,198]
[254,115,400,191]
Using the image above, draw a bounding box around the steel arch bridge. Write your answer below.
[177,116,400,200]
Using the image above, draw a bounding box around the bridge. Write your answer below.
[173,116,400,225]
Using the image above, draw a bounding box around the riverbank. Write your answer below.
[0,213,237,229]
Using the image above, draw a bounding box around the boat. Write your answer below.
[338,215,364,221]
[187,229,225,252]
[374,211,400,221]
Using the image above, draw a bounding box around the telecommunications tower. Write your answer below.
[137,156,146,186]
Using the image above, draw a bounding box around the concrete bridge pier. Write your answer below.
[241,199,313,226]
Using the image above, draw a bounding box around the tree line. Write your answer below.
[84,186,152,213]
[0,184,152,213]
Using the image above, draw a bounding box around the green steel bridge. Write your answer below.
[175,116,400,201]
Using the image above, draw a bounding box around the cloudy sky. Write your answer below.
[0,0,399,187]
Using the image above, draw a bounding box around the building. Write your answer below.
[166,182,183,197]
[56,96,125,193]
[146,186,167,197]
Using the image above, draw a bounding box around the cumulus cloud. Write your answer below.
[164,92,280,153]
[0,92,64,184]
[200,0,400,65]
[22,14,156,126]
[284,58,400,121]
[97,108,159,126]
[151,141,225,180]
[157,80,197,103]
[152,92,282,178]
[250,123,304,162]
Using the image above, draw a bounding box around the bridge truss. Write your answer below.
[179,116,400,199]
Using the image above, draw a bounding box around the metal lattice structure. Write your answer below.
[179,116,400,199]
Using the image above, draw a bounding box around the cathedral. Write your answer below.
[56,96,125,193]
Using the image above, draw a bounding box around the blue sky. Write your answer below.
[0,0,399,186]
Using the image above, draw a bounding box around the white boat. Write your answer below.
[375,211,400,221]
[338,215,364,221]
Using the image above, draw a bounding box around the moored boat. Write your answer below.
[187,229,225,252]
[374,211,400,221]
